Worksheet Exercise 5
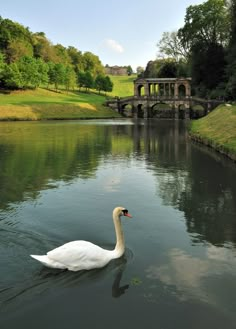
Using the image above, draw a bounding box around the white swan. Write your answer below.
[30,206,132,271]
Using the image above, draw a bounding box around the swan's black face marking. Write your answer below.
[122,209,132,218]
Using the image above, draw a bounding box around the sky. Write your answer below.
[1,0,205,70]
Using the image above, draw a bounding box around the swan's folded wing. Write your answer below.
[47,240,111,271]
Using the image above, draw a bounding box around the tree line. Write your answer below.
[0,16,113,93]
[142,0,236,100]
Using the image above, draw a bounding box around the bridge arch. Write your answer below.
[151,102,175,118]
[137,104,144,118]
[106,77,225,119]
[137,84,145,97]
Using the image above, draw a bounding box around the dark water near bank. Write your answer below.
[0,119,236,329]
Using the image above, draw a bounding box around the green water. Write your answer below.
[0,119,236,329]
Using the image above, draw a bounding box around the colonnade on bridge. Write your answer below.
[134,77,192,98]
[106,77,223,119]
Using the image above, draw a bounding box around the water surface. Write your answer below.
[0,119,236,329]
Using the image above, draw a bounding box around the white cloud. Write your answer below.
[104,39,124,53]
[145,247,236,306]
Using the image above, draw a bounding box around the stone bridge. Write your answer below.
[106,77,224,119]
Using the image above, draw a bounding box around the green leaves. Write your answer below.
[179,0,229,48]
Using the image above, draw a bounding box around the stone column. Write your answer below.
[174,83,179,98]
[144,83,149,96]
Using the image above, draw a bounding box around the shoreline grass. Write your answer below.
[189,104,236,161]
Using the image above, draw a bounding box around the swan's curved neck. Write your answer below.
[113,211,125,258]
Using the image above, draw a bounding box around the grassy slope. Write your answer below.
[0,88,121,120]
[190,104,236,159]
[0,75,136,120]
[107,75,136,97]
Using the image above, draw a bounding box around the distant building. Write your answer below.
[105,65,128,76]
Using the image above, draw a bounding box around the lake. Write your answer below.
[0,119,236,329]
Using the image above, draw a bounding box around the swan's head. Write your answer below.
[114,207,132,218]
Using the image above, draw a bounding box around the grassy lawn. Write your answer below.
[107,74,137,97]
[0,75,136,120]
[0,88,121,120]
[190,104,236,158]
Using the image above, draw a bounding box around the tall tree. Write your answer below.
[67,46,84,72]
[0,17,34,63]
[127,65,133,75]
[48,62,65,90]
[64,65,77,91]
[178,0,229,95]
[226,0,236,98]
[157,31,190,61]
[33,32,58,63]
[82,52,104,77]
[178,0,229,48]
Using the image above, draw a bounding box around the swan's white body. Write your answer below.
[30,207,132,271]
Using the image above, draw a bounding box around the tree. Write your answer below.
[67,46,84,72]
[178,0,229,48]
[104,76,113,93]
[53,44,71,64]
[83,71,94,91]
[15,56,48,88]
[48,62,65,90]
[94,75,113,94]
[136,66,144,77]
[77,71,86,90]
[191,41,226,95]
[143,58,177,78]
[226,0,236,98]
[94,74,105,94]
[178,0,229,95]
[158,61,177,78]
[35,58,49,86]
[17,56,39,88]
[0,52,6,79]
[64,65,77,91]
[82,51,104,77]
[3,63,22,89]
[127,65,133,75]
[33,33,58,63]
[157,31,190,61]
[77,71,94,91]
[0,17,34,63]
[5,39,33,63]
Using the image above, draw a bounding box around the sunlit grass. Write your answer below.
[190,104,236,156]
[107,75,137,97]
[0,88,121,120]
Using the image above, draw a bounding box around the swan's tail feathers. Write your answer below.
[30,254,67,269]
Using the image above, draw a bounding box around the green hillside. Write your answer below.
[107,75,136,97]
[0,88,121,120]
[190,104,236,160]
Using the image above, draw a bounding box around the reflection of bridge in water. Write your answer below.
[106,78,224,119]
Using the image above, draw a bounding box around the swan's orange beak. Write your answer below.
[125,212,132,218]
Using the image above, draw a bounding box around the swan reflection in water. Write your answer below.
[0,252,131,317]
[112,261,129,298]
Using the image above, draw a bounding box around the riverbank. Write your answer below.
[0,88,121,120]
[189,104,236,162]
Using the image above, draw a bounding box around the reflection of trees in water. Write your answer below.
[0,123,111,210]
[1,120,236,246]
[133,120,236,247]
[179,148,236,247]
